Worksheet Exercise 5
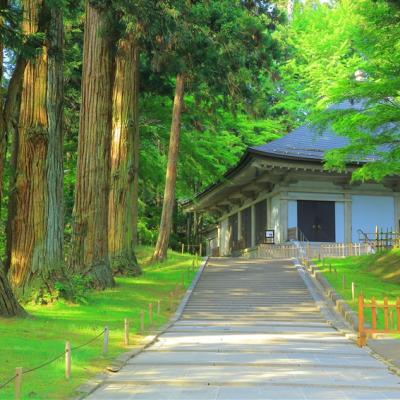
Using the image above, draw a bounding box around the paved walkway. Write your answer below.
[88,258,400,399]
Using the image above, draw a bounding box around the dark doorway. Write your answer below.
[297,200,335,242]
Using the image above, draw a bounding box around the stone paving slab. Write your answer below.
[105,364,400,388]
[87,384,400,400]
[86,258,400,399]
[128,350,386,368]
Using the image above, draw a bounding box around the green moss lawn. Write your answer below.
[314,249,400,331]
[0,246,197,399]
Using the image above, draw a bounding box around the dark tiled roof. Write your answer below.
[250,124,380,162]
[250,124,348,161]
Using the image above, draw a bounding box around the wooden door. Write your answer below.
[297,200,335,242]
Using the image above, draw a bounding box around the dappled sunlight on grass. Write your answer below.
[0,247,196,400]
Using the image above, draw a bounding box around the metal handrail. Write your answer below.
[357,229,376,250]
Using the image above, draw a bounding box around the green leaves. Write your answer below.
[277,0,400,181]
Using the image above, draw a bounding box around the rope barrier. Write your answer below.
[0,374,17,391]
[0,328,106,391]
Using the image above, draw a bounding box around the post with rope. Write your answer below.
[15,367,22,400]
[65,341,71,379]
[103,327,109,355]
[124,319,129,346]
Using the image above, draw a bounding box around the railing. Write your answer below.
[358,228,400,251]
[357,294,400,347]
[181,243,202,255]
[241,242,371,260]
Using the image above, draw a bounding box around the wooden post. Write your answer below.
[358,295,366,347]
[103,326,109,355]
[390,310,394,330]
[149,303,153,324]
[384,297,389,331]
[371,297,377,330]
[65,341,71,379]
[15,367,22,400]
[124,318,129,346]
[352,282,355,303]
[157,300,161,315]
[181,243,184,254]
[199,243,202,256]
[140,310,145,332]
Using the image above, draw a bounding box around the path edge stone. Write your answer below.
[296,257,400,378]
[72,256,209,400]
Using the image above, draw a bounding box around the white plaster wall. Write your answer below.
[351,195,395,242]
[219,218,229,256]
[271,195,280,243]
[335,202,345,243]
[288,200,297,229]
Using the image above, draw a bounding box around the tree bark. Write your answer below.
[152,73,185,262]
[0,0,6,207]
[71,1,114,289]
[46,6,64,268]
[108,34,141,276]
[0,262,25,317]
[8,1,64,293]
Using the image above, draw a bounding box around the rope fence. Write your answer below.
[0,258,201,399]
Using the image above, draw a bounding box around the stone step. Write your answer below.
[105,364,400,389]
[132,351,385,368]
[89,383,400,400]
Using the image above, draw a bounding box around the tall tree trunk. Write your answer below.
[8,1,64,292]
[0,0,25,317]
[108,34,141,276]
[71,1,114,289]
[46,6,64,268]
[0,262,25,317]
[152,73,185,262]
[0,0,6,207]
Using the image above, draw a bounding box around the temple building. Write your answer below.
[184,120,400,256]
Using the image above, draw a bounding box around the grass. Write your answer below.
[0,246,197,400]
[314,249,400,331]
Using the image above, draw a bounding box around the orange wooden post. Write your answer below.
[371,297,377,330]
[390,310,394,330]
[358,294,366,347]
[397,298,400,331]
[384,297,389,332]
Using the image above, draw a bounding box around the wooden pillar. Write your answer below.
[237,210,242,242]
[344,193,352,243]
[280,192,288,243]
[251,205,256,247]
